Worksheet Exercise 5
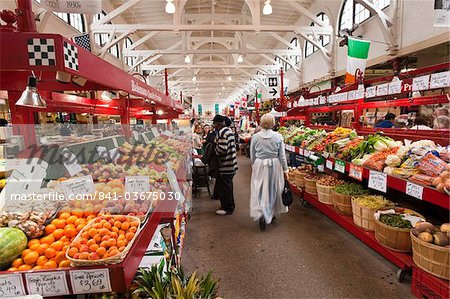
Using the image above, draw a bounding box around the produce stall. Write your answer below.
[284,125,449,295]
[0,129,193,297]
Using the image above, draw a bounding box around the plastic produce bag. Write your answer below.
[417,153,447,177]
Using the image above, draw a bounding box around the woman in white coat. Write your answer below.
[250,114,289,230]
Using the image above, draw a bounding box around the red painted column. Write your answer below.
[8,91,37,147]
[16,0,37,32]
[119,94,131,139]
[255,89,260,125]
[164,69,169,96]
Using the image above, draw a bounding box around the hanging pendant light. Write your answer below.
[184,54,191,63]
[263,0,272,15]
[165,0,176,14]
[237,55,243,63]
[16,76,47,108]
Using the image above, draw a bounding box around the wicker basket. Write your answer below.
[332,191,353,215]
[351,198,393,231]
[293,171,309,188]
[411,231,450,280]
[374,209,425,252]
[67,215,141,267]
[304,176,319,194]
[316,183,334,205]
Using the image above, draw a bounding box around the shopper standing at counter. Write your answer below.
[375,113,396,128]
[213,115,238,216]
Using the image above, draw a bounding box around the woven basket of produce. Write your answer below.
[332,183,368,215]
[351,196,394,231]
[304,174,321,195]
[66,215,141,267]
[291,165,314,188]
[374,208,425,252]
[316,177,344,205]
[411,222,450,280]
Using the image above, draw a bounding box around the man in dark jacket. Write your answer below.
[375,113,396,128]
[212,115,238,215]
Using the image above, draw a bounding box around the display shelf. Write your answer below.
[290,184,415,271]
[285,146,450,210]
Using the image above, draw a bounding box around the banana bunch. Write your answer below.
[333,127,352,136]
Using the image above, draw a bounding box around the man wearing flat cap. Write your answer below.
[212,114,238,215]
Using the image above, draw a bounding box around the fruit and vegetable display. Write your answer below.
[412,222,450,247]
[0,133,191,274]
[317,176,344,187]
[67,215,139,263]
[281,125,450,193]
[352,195,393,210]
[334,183,369,196]
[379,214,413,229]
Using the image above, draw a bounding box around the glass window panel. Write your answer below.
[355,3,370,24]
[339,0,353,31]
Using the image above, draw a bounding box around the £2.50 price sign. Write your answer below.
[70,269,111,294]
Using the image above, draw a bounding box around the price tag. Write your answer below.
[347,90,356,101]
[0,274,26,297]
[125,176,150,193]
[326,160,333,170]
[366,86,377,98]
[25,272,69,297]
[412,75,430,91]
[96,146,111,162]
[70,269,111,294]
[62,175,95,199]
[388,81,402,95]
[406,181,424,200]
[108,148,120,162]
[349,164,363,181]
[368,170,387,193]
[322,152,330,158]
[334,159,346,173]
[142,134,150,144]
[376,83,389,96]
[430,71,450,89]
[151,127,160,137]
[133,131,139,141]
[317,164,324,172]
[61,148,83,177]
[355,88,365,99]
[304,150,310,157]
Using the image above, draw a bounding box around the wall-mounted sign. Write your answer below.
[41,0,102,14]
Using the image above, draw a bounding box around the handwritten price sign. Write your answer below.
[62,175,95,199]
[70,269,111,294]
[334,160,346,174]
[406,182,424,200]
[0,274,25,297]
[25,272,69,296]
[368,170,387,193]
[151,128,160,138]
[125,176,150,193]
[349,164,363,181]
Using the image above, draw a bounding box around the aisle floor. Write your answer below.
[183,157,413,298]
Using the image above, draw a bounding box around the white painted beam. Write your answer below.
[354,0,394,27]
[283,0,328,27]
[124,49,304,56]
[98,30,134,57]
[142,65,282,70]
[92,0,143,26]
[127,32,158,51]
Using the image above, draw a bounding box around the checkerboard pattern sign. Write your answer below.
[64,41,79,71]
[27,38,56,66]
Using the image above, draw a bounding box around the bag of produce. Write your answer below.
[417,152,447,177]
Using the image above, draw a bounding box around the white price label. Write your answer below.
[349,164,363,181]
[125,176,150,193]
[142,134,150,144]
[376,83,389,96]
[334,160,346,173]
[70,269,111,294]
[304,150,310,157]
[0,274,26,297]
[151,127,160,137]
[133,131,139,140]
[430,71,450,89]
[61,148,83,177]
[326,160,333,170]
[412,75,430,91]
[347,90,356,101]
[322,152,330,158]
[355,88,365,99]
[62,175,95,199]
[317,164,325,172]
[339,92,348,102]
[368,170,387,193]
[25,272,69,297]
[366,86,377,98]
[406,182,424,200]
[388,81,402,95]
[108,148,120,162]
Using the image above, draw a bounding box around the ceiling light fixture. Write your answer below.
[192,76,197,81]
[237,55,243,63]
[263,0,272,15]
[184,54,191,63]
[157,109,164,115]
[228,76,232,81]
[222,86,225,90]
[165,0,175,14]
[16,76,47,108]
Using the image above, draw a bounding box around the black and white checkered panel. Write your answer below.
[27,38,56,66]
[64,41,79,71]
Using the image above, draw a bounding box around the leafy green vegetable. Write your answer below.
[334,183,369,195]
[379,214,413,229]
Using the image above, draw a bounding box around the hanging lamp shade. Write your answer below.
[16,77,46,108]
